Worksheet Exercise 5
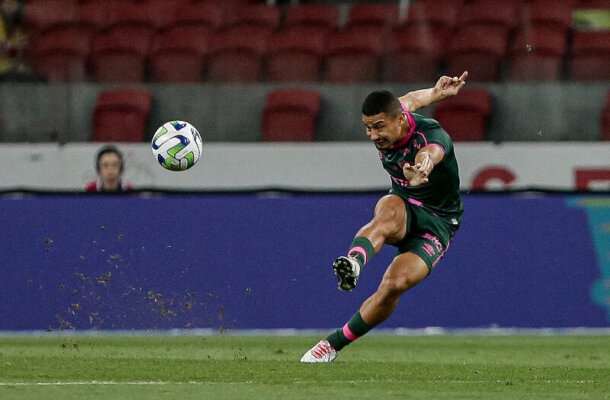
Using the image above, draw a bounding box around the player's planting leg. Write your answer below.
[301,253,429,363]
[300,312,372,363]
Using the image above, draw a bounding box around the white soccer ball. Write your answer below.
[151,120,203,171]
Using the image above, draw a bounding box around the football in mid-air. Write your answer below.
[151,120,203,171]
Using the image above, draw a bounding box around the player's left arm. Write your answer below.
[403,145,444,186]
[398,71,468,112]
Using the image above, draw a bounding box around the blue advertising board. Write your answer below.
[0,192,607,331]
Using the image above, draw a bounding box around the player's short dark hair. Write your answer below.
[361,90,403,118]
[95,145,124,173]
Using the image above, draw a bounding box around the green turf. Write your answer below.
[0,334,608,400]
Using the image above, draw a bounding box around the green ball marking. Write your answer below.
[167,144,185,157]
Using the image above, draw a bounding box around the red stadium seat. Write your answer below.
[432,88,492,141]
[403,0,459,39]
[385,26,443,83]
[173,3,226,30]
[323,27,385,83]
[507,26,568,81]
[90,28,152,82]
[223,4,281,32]
[75,2,112,33]
[445,25,509,82]
[569,30,610,81]
[521,0,575,34]
[24,0,77,35]
[262,89,321,141]
[93,89,153,142]
[458,0,521,36]
[148,26,211,83]
[265,26,326,82]
[282,4,340,34]
[206,26,270,82]
[344,3,399,31]
[28,25,92,82]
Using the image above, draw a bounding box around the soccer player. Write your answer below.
[85,145,134,192]
[301,72,468,362]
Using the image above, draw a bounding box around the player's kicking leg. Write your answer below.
[333,255,361,292]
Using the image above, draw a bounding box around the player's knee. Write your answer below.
[378,263,426,299]
[377,275,411,299]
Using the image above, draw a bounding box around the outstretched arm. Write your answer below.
[398,71,468,112]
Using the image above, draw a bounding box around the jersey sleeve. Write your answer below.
[412,113,453,156]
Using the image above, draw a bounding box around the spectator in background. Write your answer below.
[85,145,134,193]
[0,0,29,80]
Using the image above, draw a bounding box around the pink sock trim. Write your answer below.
[348,246,367,264]
[342,324,359,341]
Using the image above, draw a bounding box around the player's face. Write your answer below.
[362,111,406,149]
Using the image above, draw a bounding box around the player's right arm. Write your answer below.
[398,71,468,112]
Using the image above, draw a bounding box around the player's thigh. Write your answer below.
[380,252,430,292]
[371,194,408,241]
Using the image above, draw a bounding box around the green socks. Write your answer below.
[348,236,375,268]
[326,312,372,351]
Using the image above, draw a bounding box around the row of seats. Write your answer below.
[25,0,609,35]
[92,87,323,142]
[94,85,610,142]
[25,0,610,83]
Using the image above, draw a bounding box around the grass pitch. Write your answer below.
[0,334,608,400]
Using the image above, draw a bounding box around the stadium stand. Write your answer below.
[323,27,385,83]
[432,87,492,142]
[457,0,521,38]
[172,2,226,31]
[206,25,270,82]
[148,26,210,83]
[281,3,341,34]
[506,25,568,81]
[261,89,321,141]
[28,25,92,82]
[402,0,459,42]
[100,3,161,35]
[222,4,281,32]
[521,0,575,35]
[568,30,610,81]
[343,2,400,31]
[92,88,153,142]
[90,27,151,83]
[384,26,443,83]
[265,26,326,82]
[445,25,510,82]
[23,0,77,35]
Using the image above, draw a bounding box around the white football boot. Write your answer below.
[300,340,338,363]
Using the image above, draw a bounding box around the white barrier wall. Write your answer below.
[1,142,609,191]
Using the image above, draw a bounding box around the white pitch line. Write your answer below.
[0,381,207,386]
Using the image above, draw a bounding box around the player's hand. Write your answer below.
[403,151,434,186]
[436,71,468,99]
[403,162,429,187]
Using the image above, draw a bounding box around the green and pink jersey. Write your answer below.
[377,111,463,224]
